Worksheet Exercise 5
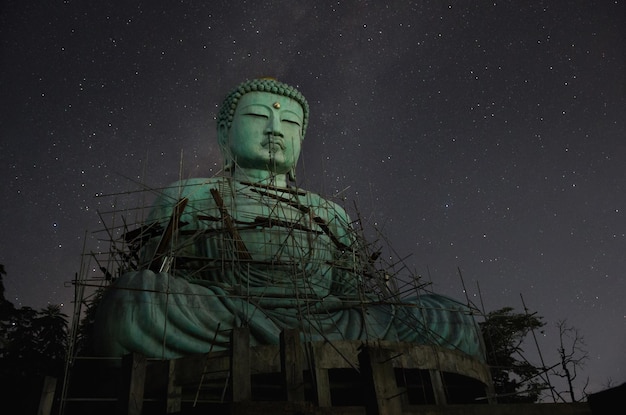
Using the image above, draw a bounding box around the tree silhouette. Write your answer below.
[35,304,69,373]
[552,319,589,402]
[480,306,548,403]
[0,265,69,414]
[74,287,104,356]
[0,264,15,351]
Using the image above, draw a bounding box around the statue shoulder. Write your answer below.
[300,190,351,222]
[148,177,229,220]
[156,177,228,200]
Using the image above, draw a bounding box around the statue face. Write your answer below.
[222,91,304,175]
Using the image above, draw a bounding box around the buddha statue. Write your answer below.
[93,78,484,361]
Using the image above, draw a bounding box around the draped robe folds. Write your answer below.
[93,177,485,361]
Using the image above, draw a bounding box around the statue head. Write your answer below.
[217,78,309,182]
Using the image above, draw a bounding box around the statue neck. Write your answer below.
[232,168,289,188]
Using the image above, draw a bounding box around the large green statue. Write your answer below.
[93,78,484,361]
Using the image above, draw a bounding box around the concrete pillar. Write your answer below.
[280,329,305,402]
[359,346,403,415]
[429,369,447,405]
[117,353,146,415]
[37,376,57,415]
[166,359,182,413]
[310,343,332,407]
[230,327,251,402]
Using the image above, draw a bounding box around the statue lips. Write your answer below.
[262,136,285,152]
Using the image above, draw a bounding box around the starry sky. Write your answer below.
[1,0,624,399]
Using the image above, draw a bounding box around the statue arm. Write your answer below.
[139,178,217,267]
[317,199,362,298]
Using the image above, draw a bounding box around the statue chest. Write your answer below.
[226,197,332,264]
[184,193,337,291]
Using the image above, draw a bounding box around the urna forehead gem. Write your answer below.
[273,102,281,109]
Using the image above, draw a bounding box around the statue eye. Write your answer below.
[244,112,269,119]
[282,118,301,126]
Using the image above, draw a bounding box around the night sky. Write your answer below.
[1,1,624,399]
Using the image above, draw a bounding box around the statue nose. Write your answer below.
[264,114,283,136]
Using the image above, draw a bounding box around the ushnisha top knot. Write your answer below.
[217,78,309,137]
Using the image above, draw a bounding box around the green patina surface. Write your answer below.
[93,79,485,361]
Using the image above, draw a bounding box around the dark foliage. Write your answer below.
[0,265,69,414]
[74,286,105,356]
[480,306,548,403]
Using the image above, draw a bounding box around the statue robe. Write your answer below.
[94,177,484,360]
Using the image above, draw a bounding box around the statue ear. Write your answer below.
[288,169,297,182]
[217,122,234,171]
